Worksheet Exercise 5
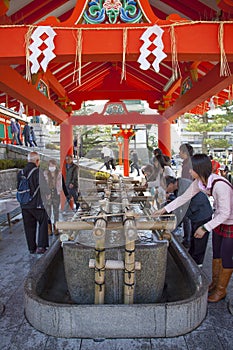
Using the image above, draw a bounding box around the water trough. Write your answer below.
[24,236,208,338]
[24,176,209,338]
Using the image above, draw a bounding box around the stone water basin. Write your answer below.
[24,234,209,338]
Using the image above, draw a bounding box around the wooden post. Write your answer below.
[93,184,111,305]
[124,218,137,304]
[56,216,176,232]
[120,183,137,305]
[94,216,106,305]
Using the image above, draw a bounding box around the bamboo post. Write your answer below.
[93,185,110,305]
[93,216,106,305]
[120,182,137,305]
[124,217,137,304]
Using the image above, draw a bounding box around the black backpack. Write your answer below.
[16,168,39,204]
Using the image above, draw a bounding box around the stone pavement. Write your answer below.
[0,215,233,350]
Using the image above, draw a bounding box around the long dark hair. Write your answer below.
[180,143,194,156]
[191,154,212,183]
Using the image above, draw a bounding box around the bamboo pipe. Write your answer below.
[89,259,141,270]
[56,221,94,230]
[120,184,137,305]
[94,241,105,305]
[56,217,176,232]
[94,216,107,305]
[93,186,111,305]
[124,218,137,305]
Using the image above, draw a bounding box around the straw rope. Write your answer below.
[6,20,233,84]
[25,26,34,82]
[78,29,83,86]
[218,22,231,77]
[121,27,128,82]
[73,29,83,85]
[170,25,181,80]
[1,20,233,30]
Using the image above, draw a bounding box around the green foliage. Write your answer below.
[74,126,114,156]
[148,135,157,151]
[205,138,231,149]
[184,112,231,152]
[45,143,60,150]
[0,159,27,170]
[95,171,110,180]
[185,115,228,133]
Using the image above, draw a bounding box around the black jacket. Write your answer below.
[174,178,213,224]
[17,163,49,209]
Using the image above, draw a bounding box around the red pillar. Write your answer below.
[60,119,73,208]
[4,118,9,144]
[60,119,73,169]
[123,135,130,177]
[118,141,123,166]
[157,119,171,157]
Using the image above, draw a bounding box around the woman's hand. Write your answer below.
[152,207,167,216]
[194,226,206,239]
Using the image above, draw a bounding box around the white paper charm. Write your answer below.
[137,25,167,73]
[29,26,57,74]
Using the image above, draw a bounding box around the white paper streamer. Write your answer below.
[137,25,167,73]
[29,26,57,74]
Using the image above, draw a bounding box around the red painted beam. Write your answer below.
[0,66,68,123]
[162,0,215,20]
[69,90,159,106]
[70,112,162,126]
[44,69,67,97]
[162,62,233,121]
[10,0,68,25]
[0,23,233,64]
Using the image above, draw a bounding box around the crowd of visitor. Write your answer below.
[14,141,232,305]
[10,118,37,147]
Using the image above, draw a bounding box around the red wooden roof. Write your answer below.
[0,0,233,124]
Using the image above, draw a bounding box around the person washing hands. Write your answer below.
[153,154,233,303]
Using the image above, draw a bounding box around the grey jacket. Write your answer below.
[65,162,78,189]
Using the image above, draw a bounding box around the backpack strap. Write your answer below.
[27,167,37,179]
[210,179,233,196]
[26,167,39,198]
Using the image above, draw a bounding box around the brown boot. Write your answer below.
[53,224,59,236]
[208,268,233,303]
[48,223,53,236]
[208,258,222,294]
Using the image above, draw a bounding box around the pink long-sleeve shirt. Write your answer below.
[164,174,233,232]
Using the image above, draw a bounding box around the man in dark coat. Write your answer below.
[15,119,23,145]
[17,151,49,254]
[130,149,140,176]
[65,154,79,210]
[22,122,31,147]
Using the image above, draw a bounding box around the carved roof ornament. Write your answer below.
[81,0,144,24]
[40,0,161,26]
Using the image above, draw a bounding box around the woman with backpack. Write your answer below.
[153,153,233,303]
